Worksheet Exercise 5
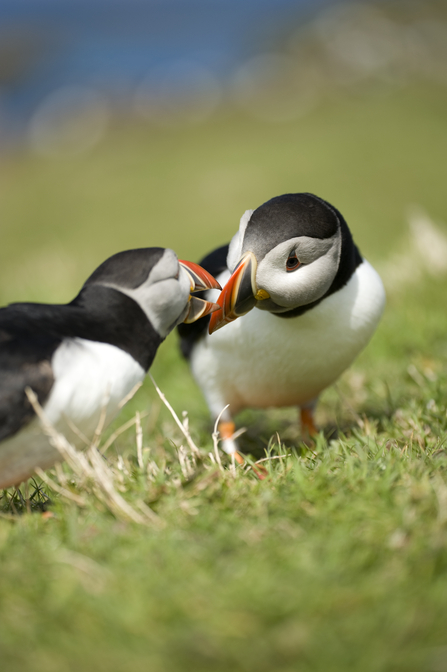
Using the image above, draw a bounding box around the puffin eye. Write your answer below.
[286,252,300,272]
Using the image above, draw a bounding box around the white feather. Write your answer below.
[227,209,254,271]
[0,338,145,488]
[190,260,385,443]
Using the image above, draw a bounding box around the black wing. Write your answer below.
[177,244,229,359]
[0,309,60,442]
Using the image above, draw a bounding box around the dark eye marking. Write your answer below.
[286,252,301,272]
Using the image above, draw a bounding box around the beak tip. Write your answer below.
[208,312,225,334]
[207,251,257,333]
[178,259,221,291]
[183,298,221,325]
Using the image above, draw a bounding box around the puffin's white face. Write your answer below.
[224,205,341,314]
[128,249,192,337]
[209,193,351,333]
[254,233,341,311]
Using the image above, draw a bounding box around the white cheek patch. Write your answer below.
[147,249,179,284]
[227,209,253,271]
[135,275,191,337]
[102,250,191,338]
[256,234,341,309]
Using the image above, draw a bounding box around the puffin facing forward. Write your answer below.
[178,193,385,461]
[0,247,220,488]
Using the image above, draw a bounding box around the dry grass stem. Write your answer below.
[55,462,69,487]
[25,388,86,472]
[145,400,162,436]
[25,387,159,526]
[23,382,270,524]
[276,432,285,469]
[149,373,201,457]
[35,467,86,506]
[182,411,197,470]
[91,390,111,450]
[255,454,292,465]
[230,452,237,478]
[86,446,154,525]
[100,413,148,455]
[231,427,247,441]
[136,411,144,469]
[63,416,90,446]
[211,405,230,472]
[118,381,143,409]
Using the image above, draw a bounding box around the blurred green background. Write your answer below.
[2,83,447,306]
[1,0,447,441]
[2,2,447,671]
[1,0,446,308]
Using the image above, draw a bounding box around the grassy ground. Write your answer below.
[1,82,447,671]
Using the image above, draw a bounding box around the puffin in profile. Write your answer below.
[178,193,386,463]
[0,247,221,488]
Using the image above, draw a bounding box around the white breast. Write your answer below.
[0,338,145,488]
[190,260,385,418]
[46,338,145,432]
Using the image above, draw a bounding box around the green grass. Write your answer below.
[1,82,447,671]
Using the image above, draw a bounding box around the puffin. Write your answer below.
[0,247,221,488]
[178,192,386,463]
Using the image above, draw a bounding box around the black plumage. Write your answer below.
[0,286,161,444]
[0,246,221,488]
[0,332,57,442]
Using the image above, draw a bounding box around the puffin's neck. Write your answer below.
[4,285,162,371]
[277,203,362,319]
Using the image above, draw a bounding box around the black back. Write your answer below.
[0,285,162,442]
[177,244,229,359]
[0,329,58,442]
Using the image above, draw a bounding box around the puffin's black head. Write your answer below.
[83,247,221,338]
[209,193,361,333]
[244,193,338,258]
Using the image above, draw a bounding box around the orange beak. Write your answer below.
[209,251,263,334]
[178,260,222,324]
[179,260,222,293]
